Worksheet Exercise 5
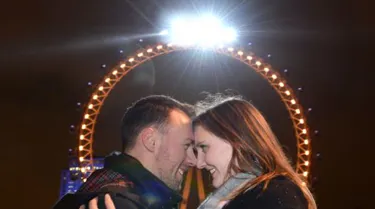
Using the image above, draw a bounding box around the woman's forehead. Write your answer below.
[193,126,211,144]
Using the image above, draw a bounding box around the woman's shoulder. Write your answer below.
[223,175,308,209]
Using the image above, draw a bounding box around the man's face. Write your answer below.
[154,109,196,190]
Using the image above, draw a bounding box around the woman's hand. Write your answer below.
[79,194,115,209]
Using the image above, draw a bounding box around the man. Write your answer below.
[54,95,197,209]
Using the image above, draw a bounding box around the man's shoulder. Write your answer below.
[53,169,145,209]
[78,168,135,193]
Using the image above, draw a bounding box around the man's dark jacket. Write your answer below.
[53,152,182,209]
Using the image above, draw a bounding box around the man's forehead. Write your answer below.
[164,109,194,140]
[168,109,191,125]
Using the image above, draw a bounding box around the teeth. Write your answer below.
[210,169,216,174]
[178,168,184,175]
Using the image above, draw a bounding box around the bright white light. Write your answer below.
[159,29,169,35]
[167,15,237,47]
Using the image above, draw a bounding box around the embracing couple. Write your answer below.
[54,94,317,209]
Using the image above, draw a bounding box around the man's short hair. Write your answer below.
[121,95,194,152]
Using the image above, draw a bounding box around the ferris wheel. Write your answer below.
[75,15,313,207]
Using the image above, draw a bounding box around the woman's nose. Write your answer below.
[196,153,207,169]
[184,148,197,167]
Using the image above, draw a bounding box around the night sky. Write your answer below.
[1,0,373,209]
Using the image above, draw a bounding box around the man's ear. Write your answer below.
[139,127,157,152]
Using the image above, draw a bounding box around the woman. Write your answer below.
[193,94,317,209]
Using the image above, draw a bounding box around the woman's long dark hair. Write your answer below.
[193,94,317,209]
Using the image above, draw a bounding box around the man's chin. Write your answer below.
[169,183,181,192]
[174,181,184,192]
[167,179,182,191]
[176,172,188,191]
[178,180,186,192]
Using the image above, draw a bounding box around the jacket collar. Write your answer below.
[197,173,256,209]
[104,152,182,209]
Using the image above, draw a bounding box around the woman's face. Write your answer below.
[194,126,233,188]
